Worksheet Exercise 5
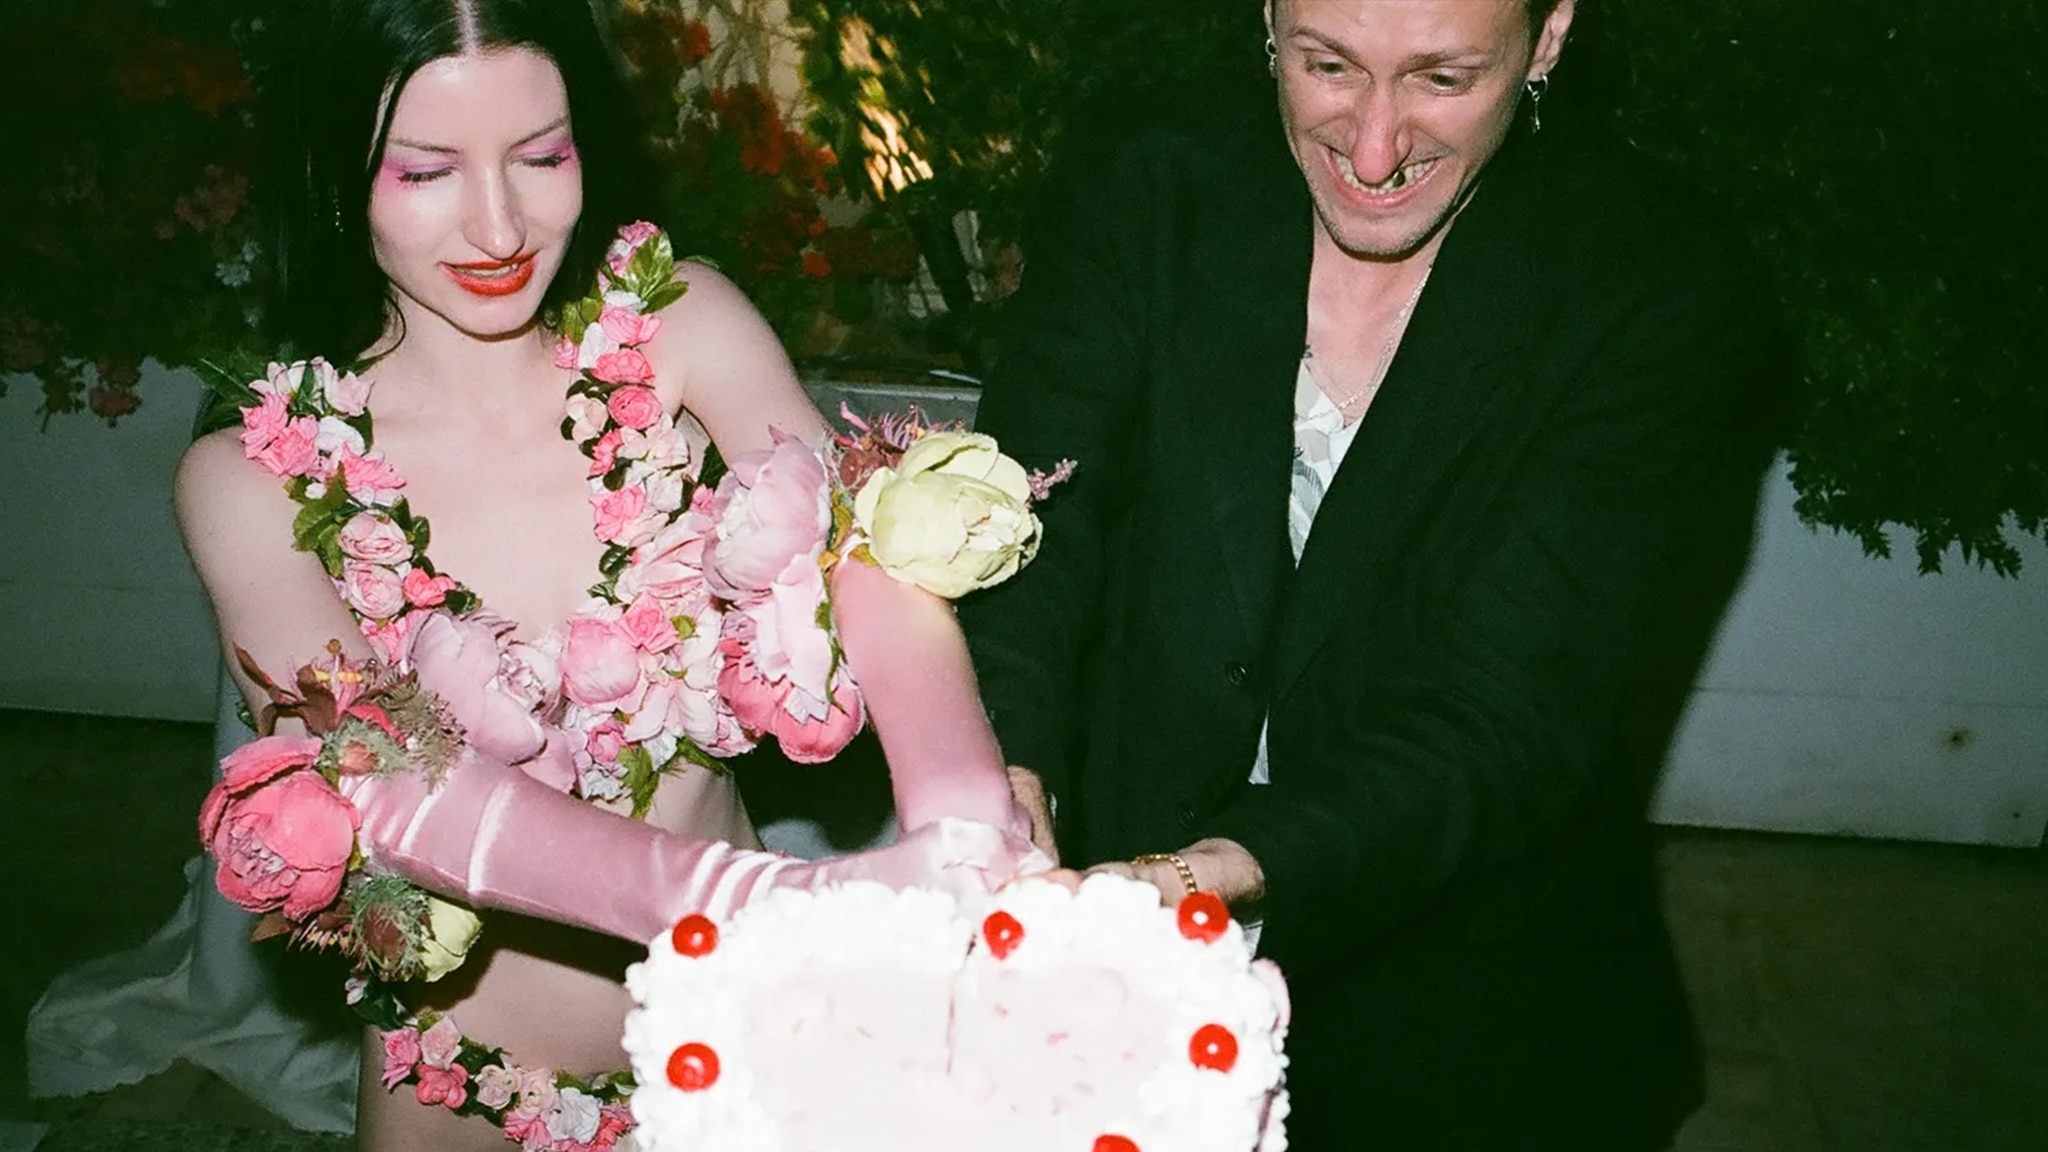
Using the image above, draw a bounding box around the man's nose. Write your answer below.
[1343,83,1412,185]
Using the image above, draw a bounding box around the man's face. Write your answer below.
[1267,0,1572,260]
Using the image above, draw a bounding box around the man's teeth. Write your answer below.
[1336,156,1434,193]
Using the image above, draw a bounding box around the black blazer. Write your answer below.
[960,82,1789,1150]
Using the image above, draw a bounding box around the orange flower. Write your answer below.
[801,251,833,279]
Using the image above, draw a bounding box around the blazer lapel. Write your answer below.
[1269,137,1546,704]
[1172,118,1314,644]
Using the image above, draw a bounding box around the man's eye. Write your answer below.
[1305,57,1349,78]
[1423,72,1472,93]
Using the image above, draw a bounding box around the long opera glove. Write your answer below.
[341,755,1039,943]
[829,559,1028,838]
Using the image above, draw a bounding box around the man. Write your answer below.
[960,1,1791,1148]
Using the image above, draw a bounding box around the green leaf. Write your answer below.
[620,744,660,819]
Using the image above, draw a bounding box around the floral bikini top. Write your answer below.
[234,223,858,816]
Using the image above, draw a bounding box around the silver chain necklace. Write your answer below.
[1303,266,1434,414]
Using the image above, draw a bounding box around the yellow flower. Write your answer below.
[416,896,483,982]
[851,431,1040,598]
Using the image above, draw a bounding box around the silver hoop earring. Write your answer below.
[1524,75,1550,133]
[1265,36,1278,78]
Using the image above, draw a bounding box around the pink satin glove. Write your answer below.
[830,559,1031,839]
[341,751,1047,944]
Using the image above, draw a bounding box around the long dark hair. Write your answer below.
[261,0,655,365]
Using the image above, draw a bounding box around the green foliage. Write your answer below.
[790,0,2045,575]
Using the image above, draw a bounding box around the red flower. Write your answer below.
[801,251,832,279]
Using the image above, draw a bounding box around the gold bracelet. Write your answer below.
[1132,852,1199,897]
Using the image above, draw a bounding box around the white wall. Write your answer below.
[1654,458,2048,847]
[0,364,222,721]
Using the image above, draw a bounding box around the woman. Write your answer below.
[176,2,1045,1147]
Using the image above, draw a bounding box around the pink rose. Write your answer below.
[322,365,372,416]
[565,393,609,442]
[702,436,831,598]
[605,384,663,430]
[511,1068,559,1119]
[342,561,406,620]
[591,348,654,385]
[250,415,320,477]
[560,614,643,709]
[418,1016,463,1068]
[239,391,288,453]
[589,428,623,478]
[402,569,458,608]
[199,769,359,920]
[338,448,407,506]
[599,304,664,347]
[415,1063,469,1109]
[379,1028,422,1090]
[363,610,421,665]
[591,485,650,545]
[476,1064,518,1110]
[618,596,678,654]
[409,612,550,767]
[619,220,660,249]
[585,719,627,765]
[553,337,581,370]
[259,360,307,398]
[337,512,412,565]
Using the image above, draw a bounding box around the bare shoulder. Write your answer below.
[175,427,364,678]
[646,259,826,456]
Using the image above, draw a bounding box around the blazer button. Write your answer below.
[1224,660,1251,688]
[1175,803,1198,829]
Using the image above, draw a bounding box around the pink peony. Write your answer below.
[218,733,323,792]
[605,384,663,430]
[239,391,289,453]
[702,436,831,598]
[591,485,651,545]
[560,614,643,709]
[250,416,320,477]
[591,348,654,385]
[402,568,458,608]
[415,1063,469,1109]
[199,769,360,920]
[337,512,412,565]
[409,612,550,767]
[718,641,863,764]
[599,304,664,347]
[342,561,406,621]
[379,1028,422,1090]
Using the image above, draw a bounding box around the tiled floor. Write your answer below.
[4,708,2045,1150]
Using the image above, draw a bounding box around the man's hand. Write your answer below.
[1036,837,1265,911]
[1006,764,1059,865]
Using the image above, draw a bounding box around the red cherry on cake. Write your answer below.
[670,914,719,957]
[666,1042,720,1091]
[1092,1136,1140,1152]
[1175,892,1231,943]
[1189,1023,1239,1073]
[982,910,1025,959]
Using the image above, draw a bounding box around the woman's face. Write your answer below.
[368,47,582,341]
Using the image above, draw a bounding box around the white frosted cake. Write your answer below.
[623,875,1290,1152]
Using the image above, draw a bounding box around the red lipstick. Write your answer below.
[443,254,536,298]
